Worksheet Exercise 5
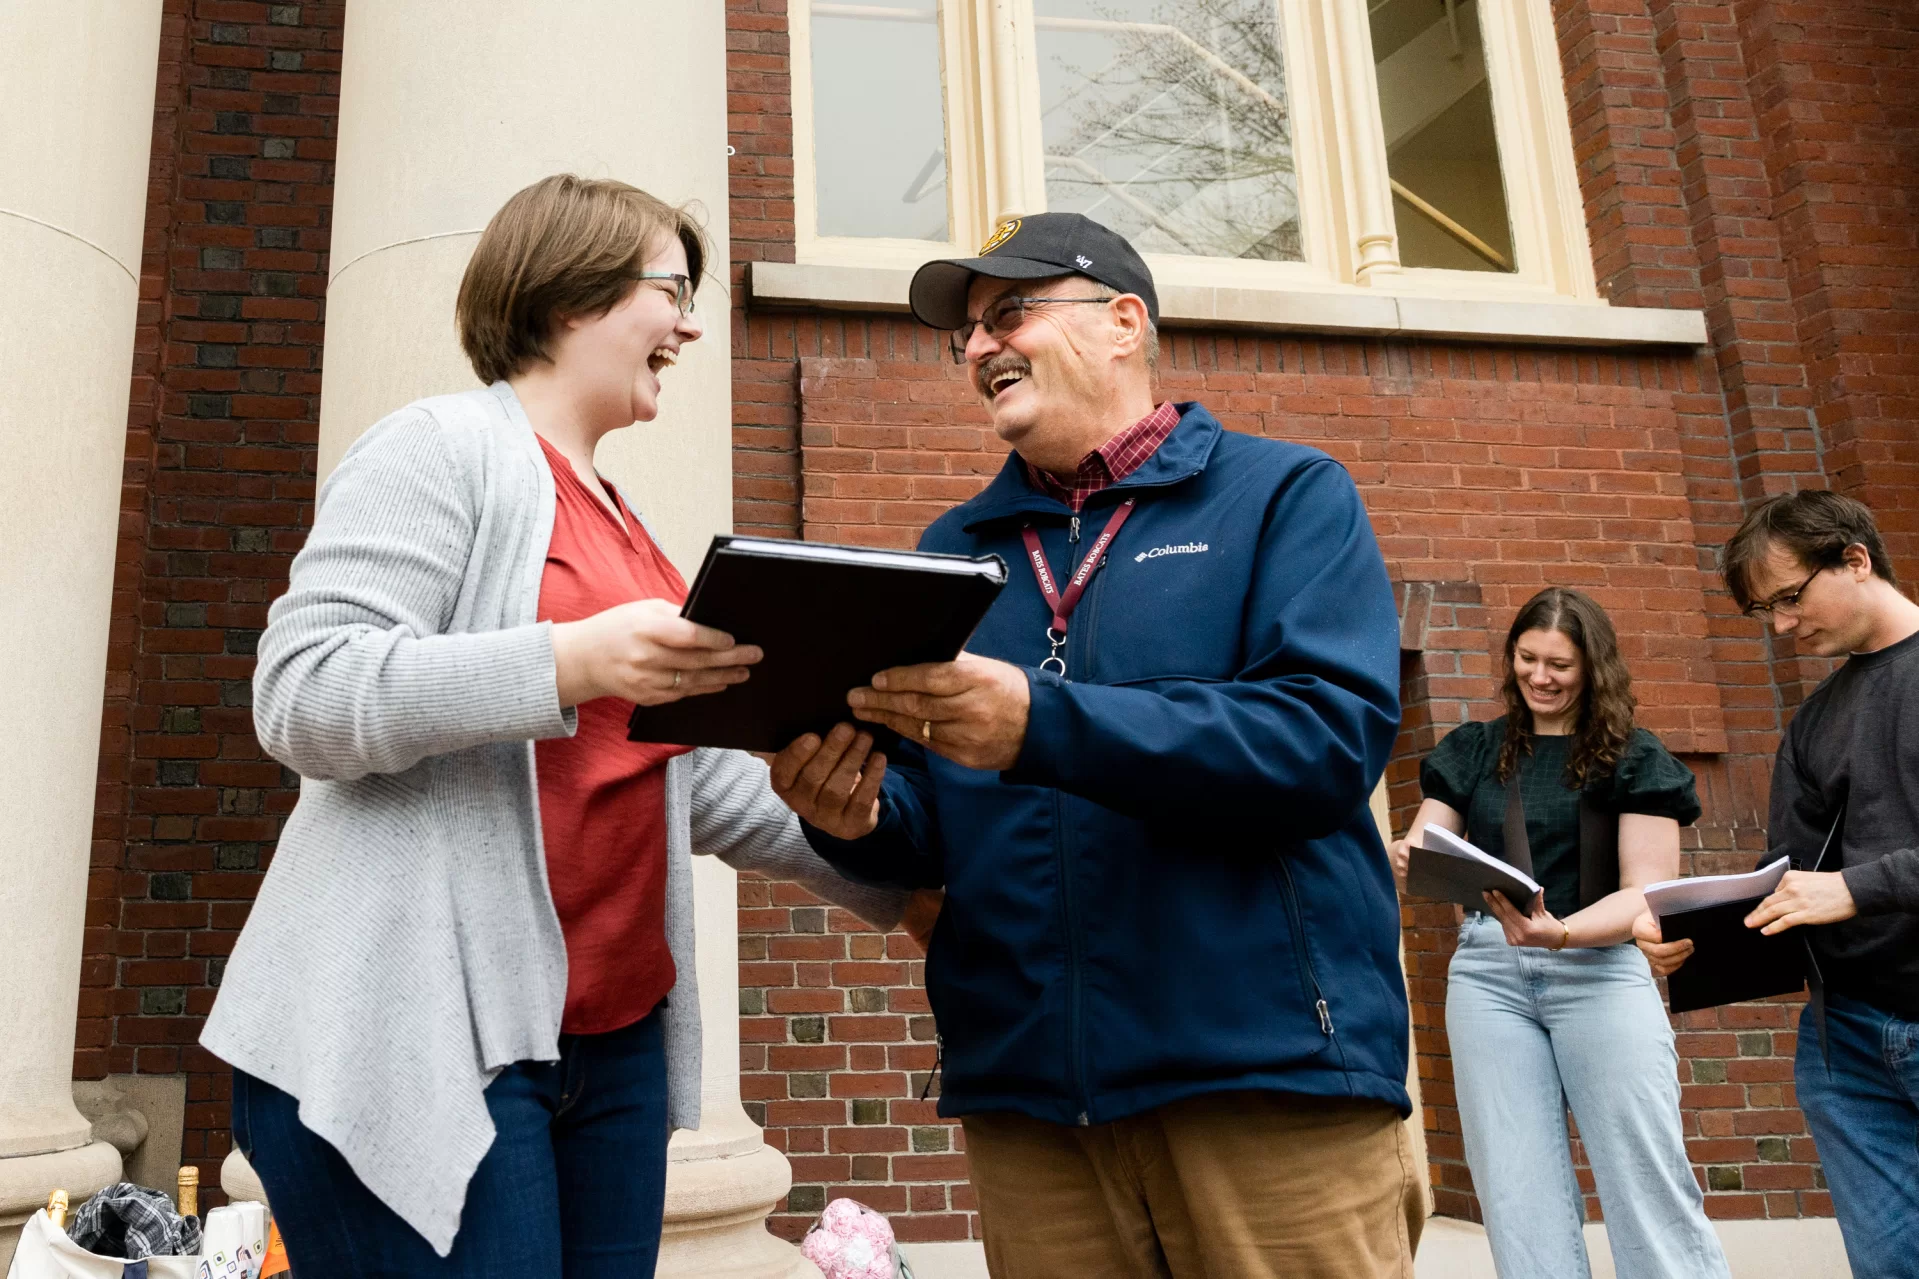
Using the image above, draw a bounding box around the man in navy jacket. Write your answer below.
[771,214,1417,1278]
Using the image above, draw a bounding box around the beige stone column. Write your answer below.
[0,1,164,1265]
[253,3,813,1273]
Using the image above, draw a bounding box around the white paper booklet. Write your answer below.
[1404,824,1545,911]
[1643,856,1790,918]
[1420,825,1545,895]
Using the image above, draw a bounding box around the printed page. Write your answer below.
[1645,856,1789,918]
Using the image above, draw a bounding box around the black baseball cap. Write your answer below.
[908,212,1159,330]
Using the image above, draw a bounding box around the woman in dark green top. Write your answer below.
[1389,587,1728,1279]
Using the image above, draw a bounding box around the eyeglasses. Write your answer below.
[633,272,696,316]
[949,294,1116,363]
[1743,569,1822,619]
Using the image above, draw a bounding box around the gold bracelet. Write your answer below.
[1550,922,1571,951]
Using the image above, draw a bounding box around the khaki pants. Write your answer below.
[961,1092,1422,1279]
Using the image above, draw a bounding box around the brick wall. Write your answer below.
[82,0,341,1204]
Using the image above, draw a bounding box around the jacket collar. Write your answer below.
[959,402,1222,532]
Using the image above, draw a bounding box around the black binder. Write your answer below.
[626,535,1008,752]
[1657,809,1844,1015]
[1660,899,1808,1014]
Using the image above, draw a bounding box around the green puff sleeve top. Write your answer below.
[1419,719,1701,917]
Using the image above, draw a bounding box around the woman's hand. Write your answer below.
[1484,888,1566,949]
[1632,909,1693,977]
[1387,838,1412,894]
[767,724,886,840]
[551,598,761,708]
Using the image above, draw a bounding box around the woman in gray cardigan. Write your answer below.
[201,175,902,1277]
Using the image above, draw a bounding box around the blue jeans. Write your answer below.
[1447,915,1729,1279]
[232,1008,670,1278]
[1795,993,1919,1278]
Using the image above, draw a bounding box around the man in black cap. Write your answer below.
[771,213,1419,1278]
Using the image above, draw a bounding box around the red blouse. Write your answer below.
[534,435,691,1034]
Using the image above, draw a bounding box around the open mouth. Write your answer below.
[986,367,1028,398]
[647,346,678,376]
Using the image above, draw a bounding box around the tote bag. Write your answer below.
[6,1210,198,1279]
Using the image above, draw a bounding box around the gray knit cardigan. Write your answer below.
[201,383,904,1254]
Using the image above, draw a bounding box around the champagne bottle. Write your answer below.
[46,1189,69,1232]
[177,1165,199,1219]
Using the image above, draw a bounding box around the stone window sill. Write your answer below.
[748,261,1708,349]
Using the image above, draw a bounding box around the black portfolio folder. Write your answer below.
[1660,899,1808,1014]
[626,536,1008,752]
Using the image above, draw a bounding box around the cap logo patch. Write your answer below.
[1075,254,1093,269]
[978,219,1021,255]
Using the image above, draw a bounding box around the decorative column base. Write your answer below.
[0,1141,123,1271]
[659,1106,820,1279]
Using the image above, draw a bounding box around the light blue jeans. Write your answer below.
[1446,914,1730,1279]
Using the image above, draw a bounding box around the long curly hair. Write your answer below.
[1494,587,1637,789]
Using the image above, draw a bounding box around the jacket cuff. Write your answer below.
[1001,666,1066,788]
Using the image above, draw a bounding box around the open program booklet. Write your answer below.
[1404,825,1544,913]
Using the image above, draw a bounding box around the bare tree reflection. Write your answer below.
[1039,1,1301,261]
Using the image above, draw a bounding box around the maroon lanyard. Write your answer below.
[1020,499,1135,675]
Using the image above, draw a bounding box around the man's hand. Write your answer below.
[768,724,886,840]
[847,652,1031,772]
[1632,909,1693,977]
[1746,869,1858,935]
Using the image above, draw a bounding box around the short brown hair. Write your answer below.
[456,174,710,385]
[1721,490,1896,610]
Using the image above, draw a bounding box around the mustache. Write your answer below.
[975,352,1032,398]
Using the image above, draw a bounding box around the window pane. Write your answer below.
[810,3,949,241]
[1034,0,1301,261]
[1369,0,1515,272]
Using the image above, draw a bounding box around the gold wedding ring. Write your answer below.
[921,719,933,742]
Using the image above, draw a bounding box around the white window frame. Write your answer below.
[780,0,1668,339]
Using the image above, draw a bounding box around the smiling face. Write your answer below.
[1511,627,1587,730]
[960,273,1132,472]
[553,235,704,428]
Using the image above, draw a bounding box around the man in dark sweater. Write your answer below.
[1636,491,1919,1277]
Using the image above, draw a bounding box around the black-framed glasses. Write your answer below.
[949,294,1116,363]
[633,272,696,316]
[1744,569,1822,619]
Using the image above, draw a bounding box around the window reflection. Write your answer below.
[811,3,950,241]
[1035,0,1302,261]
[1369,0,1515,272]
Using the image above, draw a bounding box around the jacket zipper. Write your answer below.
[1276,859,1335,1038]
[1060,510,1103,1125]
[1053,786,1092,1125]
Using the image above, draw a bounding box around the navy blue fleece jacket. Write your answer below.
[805,403,1410,1126]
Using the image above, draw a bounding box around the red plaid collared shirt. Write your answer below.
[1025,401,1181,512]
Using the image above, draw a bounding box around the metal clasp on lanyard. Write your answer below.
[1042,626,1067,675]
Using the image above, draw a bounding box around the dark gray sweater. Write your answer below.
[1769,626,1919,1020]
